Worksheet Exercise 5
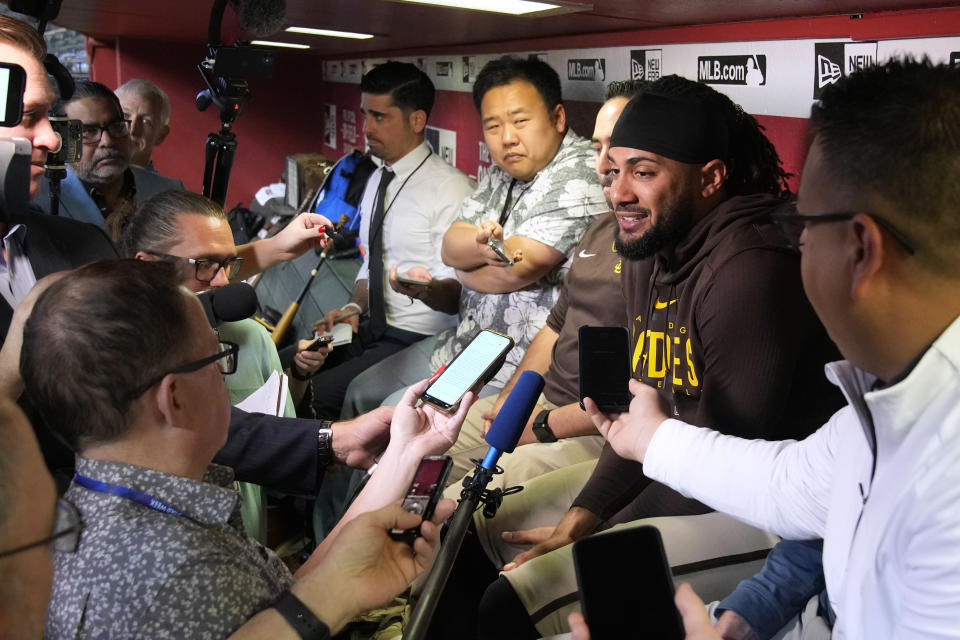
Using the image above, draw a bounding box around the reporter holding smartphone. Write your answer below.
[22,259,476,638]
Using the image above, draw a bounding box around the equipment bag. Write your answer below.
[311,149,377,233]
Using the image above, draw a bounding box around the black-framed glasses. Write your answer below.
[0,499,82,559]
[144,252,244,283]
[127,341,239,400]
[771,210,916,256]
[80,118,131,145]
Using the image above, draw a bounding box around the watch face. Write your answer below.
[533,414,557,443]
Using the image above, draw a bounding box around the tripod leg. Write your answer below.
[202,133,220,200]
[210,130,237,207]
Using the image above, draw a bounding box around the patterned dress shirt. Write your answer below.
[429,129,608,387]
[46,457,293,639]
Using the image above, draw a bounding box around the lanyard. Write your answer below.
[371,149,432,227]
[74,473,188,518]
[498,178,518,227]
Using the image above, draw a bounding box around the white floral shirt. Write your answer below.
[430,130,607,387]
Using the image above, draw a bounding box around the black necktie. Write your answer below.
[367,167,395,341]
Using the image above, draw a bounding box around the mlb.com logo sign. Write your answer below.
[813,42,878,98]
[568,58,606,82]
[697,55,766,86]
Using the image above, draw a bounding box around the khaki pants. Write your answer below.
[441,393,604,500]
[500,511,779,637]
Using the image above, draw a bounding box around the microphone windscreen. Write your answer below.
[486,370,544,454]
[198,283,258,327]
[231,0,287,37]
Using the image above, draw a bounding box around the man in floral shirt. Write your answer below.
[344,55,607,414]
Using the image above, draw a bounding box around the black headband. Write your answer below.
[609,91,729,165]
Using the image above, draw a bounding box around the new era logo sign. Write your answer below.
[630,49,662,82]
[813,42,878,98]
[817,54,842,88]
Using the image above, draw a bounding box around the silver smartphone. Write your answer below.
[487,237,514,266]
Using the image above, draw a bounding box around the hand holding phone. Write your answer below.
[573,525,684,640]
[487,237,515,266]
[304,334,334,351]
[396,273,432,286]
[578,326,632,413]
[389,455,453,543]
[422,329,514,411]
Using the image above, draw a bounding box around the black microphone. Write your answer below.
[478,370,545,473]
[229,0,286,37]
[197,282,258,327]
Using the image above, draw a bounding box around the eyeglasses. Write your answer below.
[771,210,916,256]
[80,119,132,145]
[127,341,239,400]
[0,499,83,559]
[144,252,244,283]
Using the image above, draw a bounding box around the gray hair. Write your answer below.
[116,78,171,126]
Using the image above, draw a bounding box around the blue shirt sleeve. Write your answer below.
[715,539,826,640]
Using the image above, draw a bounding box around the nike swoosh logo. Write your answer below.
[654,298,677,309]
[578,250,597,258]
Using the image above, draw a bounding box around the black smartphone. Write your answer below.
[573,525,684,640]
[578,326,632,413]
[0,62,25,127]
[305,334,334,351]
[389,455,453,543]
[422,329,514,411]
[487,237,514,266]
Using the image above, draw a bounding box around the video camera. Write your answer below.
[196,44,275,124]
[0,59,81,222]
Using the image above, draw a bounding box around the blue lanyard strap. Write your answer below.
[74,473,186,518]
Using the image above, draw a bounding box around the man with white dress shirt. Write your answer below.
[310,61,475,419]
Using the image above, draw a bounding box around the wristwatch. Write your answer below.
[532,409,558,443]
[273,591,331,640]
[317,421,334,466]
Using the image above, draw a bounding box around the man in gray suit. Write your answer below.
[33,81,184,241]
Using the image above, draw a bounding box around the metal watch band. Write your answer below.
[317,421,334,466]
[273,591,331,640]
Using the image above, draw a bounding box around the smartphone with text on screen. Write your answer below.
[422,329,513,411]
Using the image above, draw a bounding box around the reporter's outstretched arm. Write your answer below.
[230,501,454,639]
[235,212,333,279]
[307,380,472,564]
[329,405,394,469]
[583,378,670,463]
